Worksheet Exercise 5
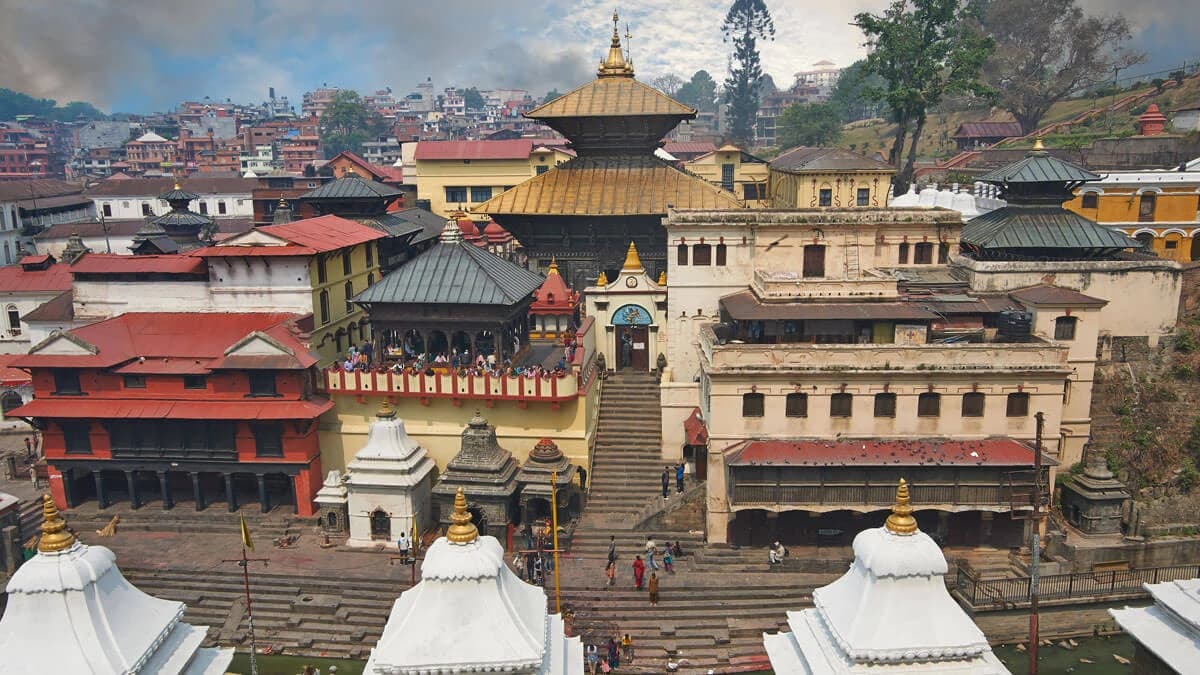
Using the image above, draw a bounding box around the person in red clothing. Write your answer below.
[632,554,646,590]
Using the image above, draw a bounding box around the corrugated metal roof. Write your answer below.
[14,194,92,210]
[0,179,82,202]
[1008,284,1108,307]
[952,122,1023,139]
[770,146,894,173]
[472,155,743,216]
[9,397,333,420]
[86,177,256,197]
[727,438,1050,467]
[191,245,318,257]
[299,175,403,200]
[962,206,1138,250]
[21,290,72,323]
[719,290,938,321]
[150,210,212,228]
[356,240,544,306]
[159,187,199,201]
[977,153,1100,184]
[260,214,386,252]
[414,139,539,161]
[0,354,30,387]
[70,254,208,275]
[383,207,448,245]
[0,262,73,293]
[527,76,695,119]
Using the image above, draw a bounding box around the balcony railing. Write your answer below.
[954,564,1200,610]
[731,482,1017,508]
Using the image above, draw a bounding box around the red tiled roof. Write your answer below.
[0,262,72,293]
[952,122,1023,139]
[530,261,577,313]
[12,312,310,370]
[684,407,708,446]
[483,220,513,243]
[9,397,333,420]
[727,438,1050,467]
[69,254,208,275]
[414,139,540,161]
[259,214,385,252]
[663,141,717,155]
[19,255,50,265]
[191,245,319,258]
[0,354,30,387]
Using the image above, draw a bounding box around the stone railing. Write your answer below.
[753,269,898,301]
[699,325,1069,374]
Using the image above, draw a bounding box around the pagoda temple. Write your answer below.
[130,182,215,255]
[473,11,743,289]
[763,480,1009,674]
[515,437,581,525]
[365,487,583,674]
[0,496,233,674]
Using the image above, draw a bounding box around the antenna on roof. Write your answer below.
[624,22,633,69]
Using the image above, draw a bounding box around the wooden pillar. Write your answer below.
[93,471,109,510]
[257,473,270,514]
[157,470,173,510]
[125,470,140,509]
[191,472,205,511]
[224,473,238,512]
[61,468,76,508]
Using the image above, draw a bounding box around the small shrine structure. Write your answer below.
[0,496,233,674]
[432,412,520,541]
[762,480,1010,674]
[365,487,583,674]
[529,259,579,339]
[515,437,581,526]
[344,401,436,548]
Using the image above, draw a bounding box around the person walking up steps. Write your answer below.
[607,535,617,565]
[675,463,685,493]
[661,466,670,499]
[648,572,660,606]
[632,555,645,590]
[644,535,659,571]
[663,546,674,574]
[604,559,616,588]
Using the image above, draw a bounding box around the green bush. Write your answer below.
[1176,332,1196,353]
[1180,460,1199,492]
[1175,363,1196,380]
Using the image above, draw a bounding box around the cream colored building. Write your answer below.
[768,146,895,209]
[685,144,770,208]
[583,243,668,372]
[413,139,572,220]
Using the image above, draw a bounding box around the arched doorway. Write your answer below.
[370,508,391,540]
[1135,232,1154,251]
[427,330,448,357]
[612,304,652,370]
[1191,232,1200,261]
[326,511,339,529]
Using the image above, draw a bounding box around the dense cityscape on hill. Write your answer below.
[1,2,1200,674]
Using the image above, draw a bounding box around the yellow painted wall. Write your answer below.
[310,240,380,364]
[770,169,895,210]
[318,388,597,478]
[416,148,572,219]
[1066,185,1200,263]
[686,149,770,208]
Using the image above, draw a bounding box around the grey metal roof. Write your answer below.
[977,153,1099,185]
[150,210,213,228]
[392,207,451,245]
[299,176,403,200]
[961,206,1137,250]
[355,239,544,306]
[769,146,894,173]
[159,187,199,201]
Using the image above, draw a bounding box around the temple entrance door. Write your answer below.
[370,508,391,540]
[617,326,649,370]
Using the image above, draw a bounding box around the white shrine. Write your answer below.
[1110,577,1200,673]
[763,480,1010,674]
[345,401,437,548]
[0,495,233,674]
[365,487,584,674]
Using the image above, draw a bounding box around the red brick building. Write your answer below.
[11,312,331,516]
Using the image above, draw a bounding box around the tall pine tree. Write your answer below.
[722,0,774,146]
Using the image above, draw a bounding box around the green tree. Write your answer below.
[980,0,1143,134]
[542,89,562,104]
[0,88,106,122]
[319,90,385,158]
[827,60,886,122]
[461,87,486,111]
[855,0,993,192]
[722,0,775,145]
[777,102,844,148]
[676,70,719,112]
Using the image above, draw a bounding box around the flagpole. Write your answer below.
[551,470,561,614]
[224,514,268,675]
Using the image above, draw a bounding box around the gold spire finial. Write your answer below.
[172,180,182,191]
[657,270,666,285]
[377,399,396,419]
[596,270,609,286]
[278,193,288,207]
[621,241,643,271]
[1032,137,1045,151]
[38,494,77,553]
[598,10,634,77]
[548,257,560,275]
[446,487,479,544]
[884,479,918,535]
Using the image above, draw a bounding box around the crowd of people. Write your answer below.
[332,333,582,380]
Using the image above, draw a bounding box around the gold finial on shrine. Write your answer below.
[446,487,479,544]
[1032,137,1045,151]
[548,257,560,275]
[278,193,288,207]
[598,10,634,77]
[657,270,667,285]
[38,494,77,553]
[172,180,182,190]
[884,479,918,535]
[377,399,396,419]
[596,270,609,286]
[622,242,643,271]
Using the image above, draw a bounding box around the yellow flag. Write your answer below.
[411,522,419,554]
[240,513,254,551]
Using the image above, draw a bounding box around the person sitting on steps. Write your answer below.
[768,541,787,565]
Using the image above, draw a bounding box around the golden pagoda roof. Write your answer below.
[473,156,744,217]
[527,77,696,119]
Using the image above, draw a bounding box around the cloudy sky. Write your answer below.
[0,0,1194,113]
